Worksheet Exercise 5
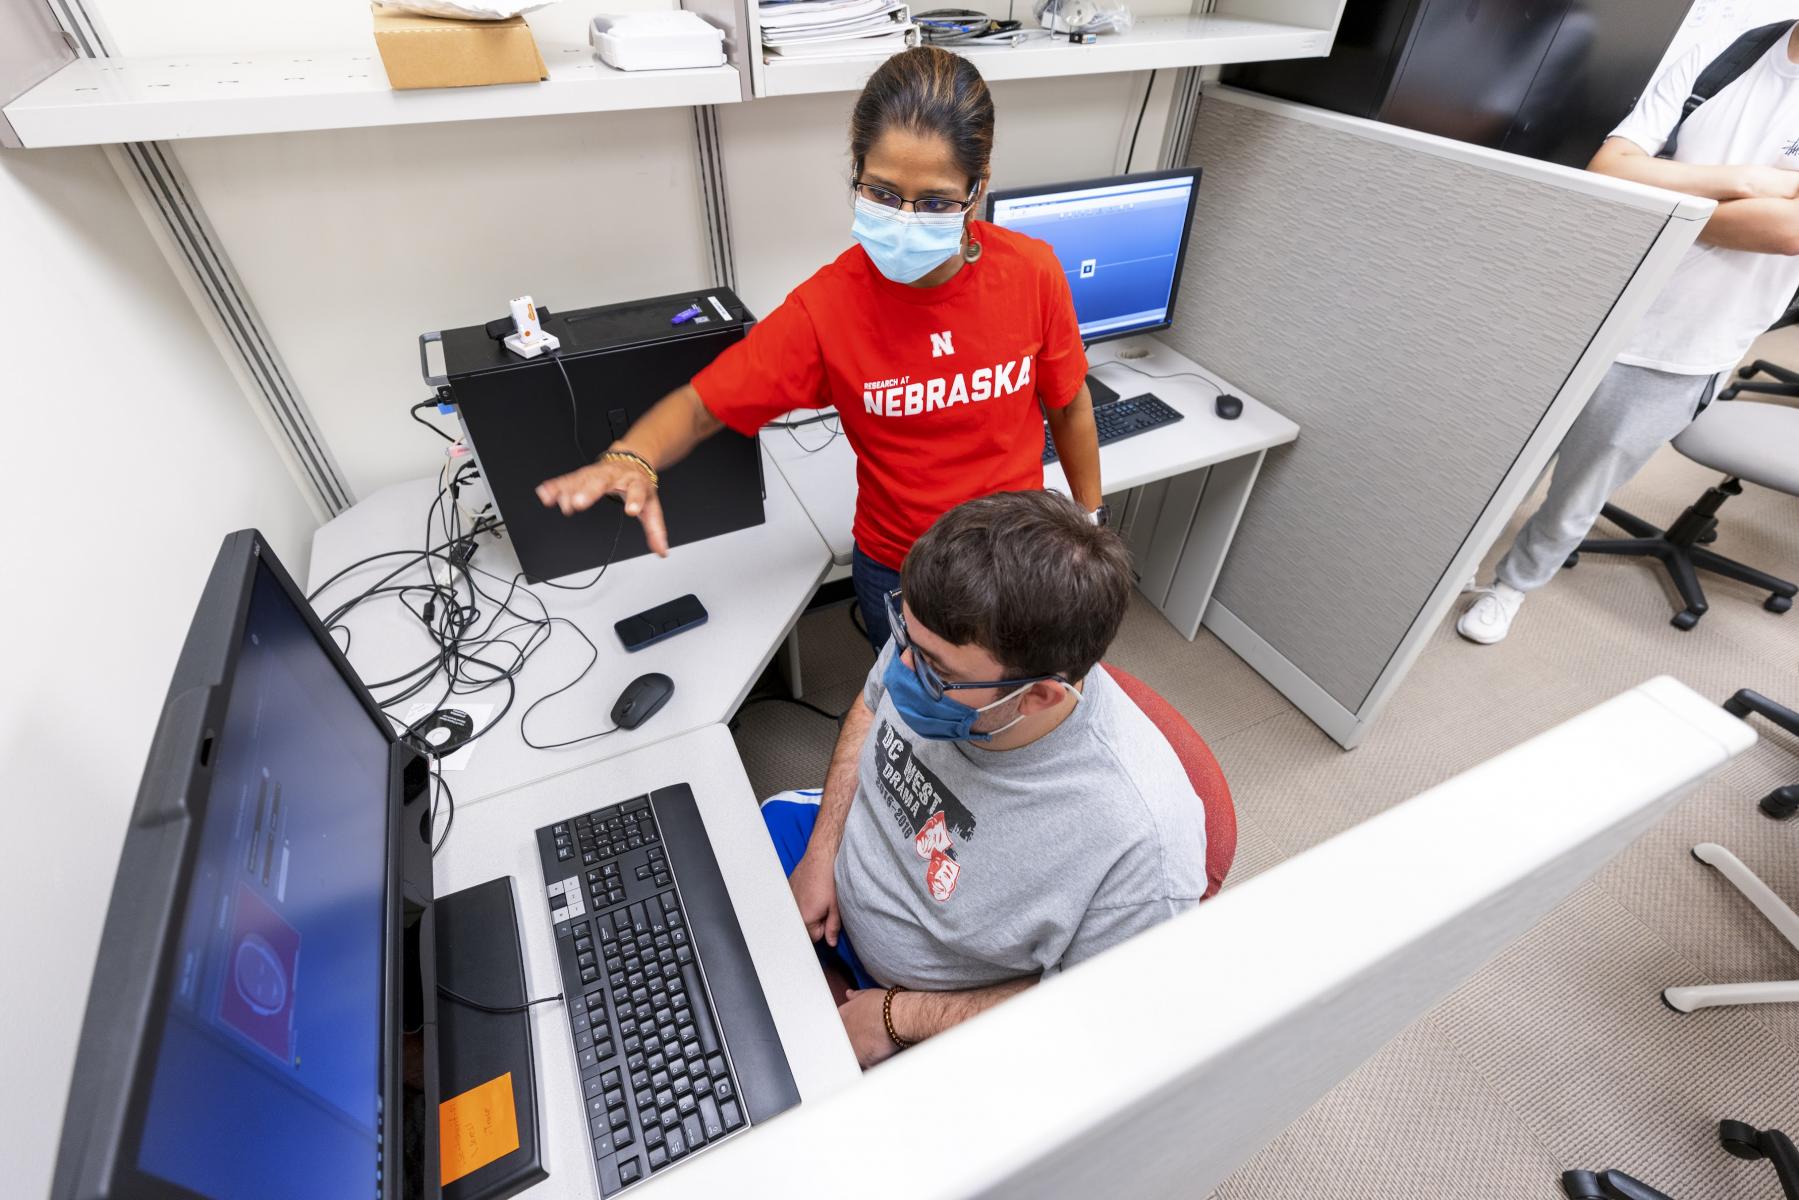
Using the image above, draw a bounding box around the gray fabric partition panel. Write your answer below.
[1168,92,1671,713]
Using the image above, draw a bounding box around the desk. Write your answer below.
[307,443,833,806]
[433,724,862,1199]
[761,335,1300,643]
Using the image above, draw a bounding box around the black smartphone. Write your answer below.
[615,593,709,652]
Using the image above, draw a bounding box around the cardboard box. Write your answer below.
[371,5,548,90]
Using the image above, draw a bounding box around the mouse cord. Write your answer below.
[1100,356,1233,396]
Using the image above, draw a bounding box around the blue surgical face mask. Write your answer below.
[883,651,1037,743]
[852,195,967,284]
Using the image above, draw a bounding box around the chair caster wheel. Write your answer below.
[1738,364,1757,378]
[1697,527,1718,544]
[1671,610,1701,631]
[1761,786,1799,820]
[1719,1119,1763,1160]
[1563,552,1580,569]
[1766,594,1793,614]
[1719,386,1741,400]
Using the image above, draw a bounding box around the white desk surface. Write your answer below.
[431,724,862,1200]
[759,335,1301,565]
[308,444,832,806]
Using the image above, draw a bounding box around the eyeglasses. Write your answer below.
[883,589,1069,701]
[852,178,980,216]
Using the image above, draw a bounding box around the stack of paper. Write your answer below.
[759,0,916,58]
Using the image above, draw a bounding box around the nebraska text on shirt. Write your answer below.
[861,355,1034,417]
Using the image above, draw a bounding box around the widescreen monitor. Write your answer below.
[986,168,1203,345]
[51,531,436,1200]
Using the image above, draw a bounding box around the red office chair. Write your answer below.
[1102,663,1237,899]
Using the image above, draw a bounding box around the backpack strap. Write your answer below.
[1659,20,1795,159]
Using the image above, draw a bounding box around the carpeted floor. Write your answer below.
[729,330,1799,1199]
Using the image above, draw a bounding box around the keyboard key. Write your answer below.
[706,1054,726,1078]
[604,1087,623,1108]
[692,1074,711,1097]
[631,1069,649,1090]
[654,872,670,886]
[659,1106,678,1129]
[722,1100,743,1130]
[648,1145,668,1171]
[636,1087,655,1109]
[588,1096,608,1122]
[715,1078,734,1103]
[683,1113,705,1149]
[619,1158,641,1185]
[672,1076,691,1097]
[681,965,720,1053]
[652,1069,670,1089]
[677,1093,697,1116]
[676,947,693,966]
[584,1075,606,1099]
[602,1068,621,1088]
[700,1095,725,1141]
[610,1106,630,1130]
[608,889,627,904]
[666,1127,687,1159]
[643,1123,664,1147]
[581,968,598,985]
[655,1088,675,1110]
[575,1030,594,1053]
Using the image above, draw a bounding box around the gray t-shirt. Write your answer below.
[834,643,1208,991]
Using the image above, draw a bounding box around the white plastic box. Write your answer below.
[590,12,727,71]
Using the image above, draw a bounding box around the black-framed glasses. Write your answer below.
[884,589,1069,702]
[852,178,980,216]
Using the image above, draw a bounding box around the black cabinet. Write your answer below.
[1224,0,1695,169]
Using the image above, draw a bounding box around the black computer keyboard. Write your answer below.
[1043,391,1184,463]
[535,785,798,1195]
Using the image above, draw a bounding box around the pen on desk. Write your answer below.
[671,304,703,325]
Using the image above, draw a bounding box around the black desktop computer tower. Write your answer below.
[1223,0,1694,170]
[438,288,765,582]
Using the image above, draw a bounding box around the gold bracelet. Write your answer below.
[882,985,912,1050]
[600,449,659,488]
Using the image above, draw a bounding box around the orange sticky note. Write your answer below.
[439,1071,520,1186]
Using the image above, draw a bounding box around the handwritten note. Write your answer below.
[439,1071,520,1186]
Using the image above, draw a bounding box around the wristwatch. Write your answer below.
[1088,504,1110,528]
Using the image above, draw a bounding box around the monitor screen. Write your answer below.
[987,169,1201,343]
[134,560,393,1200]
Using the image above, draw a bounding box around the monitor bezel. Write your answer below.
[984,166,1204,346]
[50,529,430,1200]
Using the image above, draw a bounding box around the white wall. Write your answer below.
[0,144,318,1198]
[169,107,716,498]
[719,71,1156,316]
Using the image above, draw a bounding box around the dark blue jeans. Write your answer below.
[851,544,901,653]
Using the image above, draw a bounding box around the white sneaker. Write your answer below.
[1460,573,1480,594]
[1457,581,1525,645]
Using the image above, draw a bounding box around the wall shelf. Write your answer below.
[2,42,744,148]
[755,13,1331,98]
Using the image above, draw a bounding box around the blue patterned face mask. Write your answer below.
[851,196,967,284]
[882,650,1033,742]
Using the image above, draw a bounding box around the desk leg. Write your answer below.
[1160,449,1266,641]
[781,625,805,698]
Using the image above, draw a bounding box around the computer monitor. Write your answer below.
[51,531,439,1200]
[986,168,1203,346]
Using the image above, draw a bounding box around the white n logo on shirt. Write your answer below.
[930,330,955,358]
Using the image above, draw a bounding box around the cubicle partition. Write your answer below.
[1165,87,1712,748]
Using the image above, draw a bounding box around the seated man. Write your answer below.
[762,489,1208,1067]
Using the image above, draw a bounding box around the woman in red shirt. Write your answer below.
[537,46,1103,649]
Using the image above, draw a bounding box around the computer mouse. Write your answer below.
[612,673,674,731]
[1215,393,1244,420]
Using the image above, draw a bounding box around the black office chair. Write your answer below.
[1561,1121,1799,1200]
[1565,399,1798,630]
[1724,689,1799,820]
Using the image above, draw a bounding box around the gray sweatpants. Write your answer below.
[1496,361,1717,592]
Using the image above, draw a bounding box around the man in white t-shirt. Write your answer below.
[1460,20,1799,644]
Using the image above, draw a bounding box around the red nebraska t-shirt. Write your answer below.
[691,221,1088,569]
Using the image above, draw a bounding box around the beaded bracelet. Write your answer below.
[882,985,912,1050]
